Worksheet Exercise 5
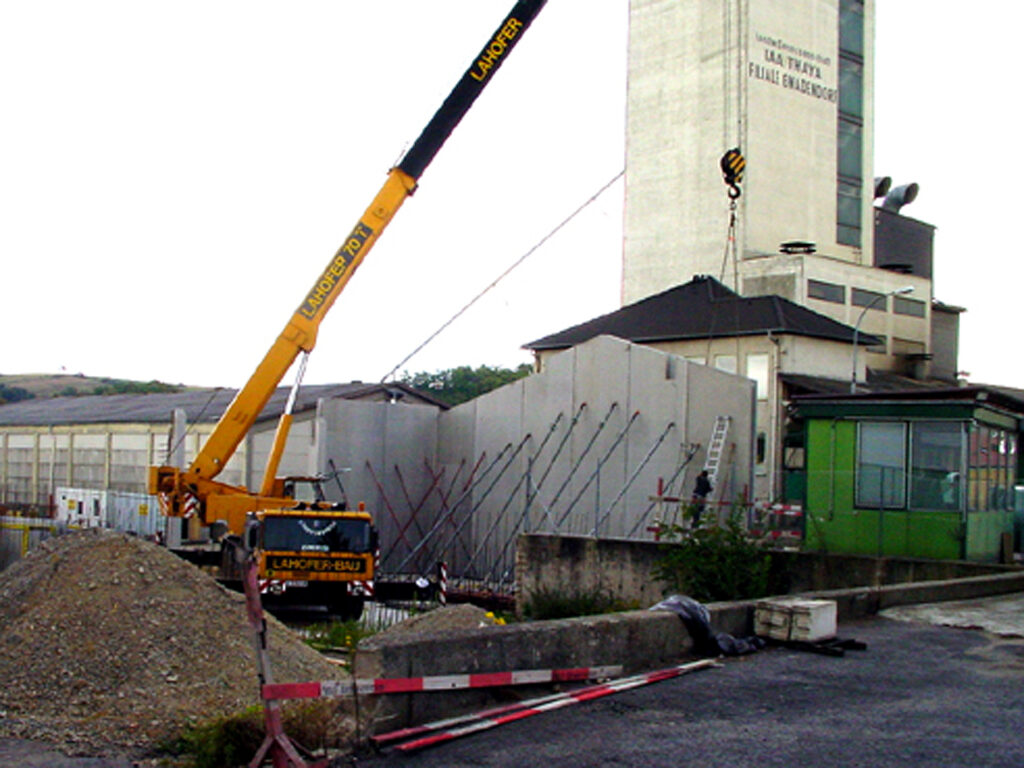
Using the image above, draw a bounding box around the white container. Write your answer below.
[55,487,106,528]
[106,490,163,538]
[755,597,837,643]
[55,486,165,538]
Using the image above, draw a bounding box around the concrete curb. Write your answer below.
[803,570,1024,621]
[353,572,1024,732]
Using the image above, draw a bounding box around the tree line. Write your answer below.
[399,363,532,406]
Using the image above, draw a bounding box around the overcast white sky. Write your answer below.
[1,1,1019,389]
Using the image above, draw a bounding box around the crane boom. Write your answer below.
[149,0,547,557]
[185,0,547,484]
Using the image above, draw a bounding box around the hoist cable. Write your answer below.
[380,170,625,382]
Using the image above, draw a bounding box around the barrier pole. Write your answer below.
[240,538,326,768]
[390,659,718,753]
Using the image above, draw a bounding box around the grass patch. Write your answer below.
[160,700,352,768]
[303,618,376,655]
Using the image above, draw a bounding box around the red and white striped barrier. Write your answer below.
[758,503,802,517]
[258,579,281,594]
[750,503,803,540]
[383,659,718,753]
[261,664,623,701]
[353,546,380,598]
[437,561,448,606]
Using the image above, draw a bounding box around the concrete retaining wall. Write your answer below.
[517,533,1021,610]
[353,606,699,733]
[353,570,1024,733]
[515,534,670,612]
[353,535,1024,733]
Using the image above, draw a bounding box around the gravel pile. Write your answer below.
[0,529,339,755]
[373,603,502,639]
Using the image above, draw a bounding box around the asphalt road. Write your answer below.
[5,600,1024,767]
[360,612,1024,768]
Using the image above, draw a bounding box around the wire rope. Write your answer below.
[380,170,625,382]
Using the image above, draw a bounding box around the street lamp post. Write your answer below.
[850,285,914,394]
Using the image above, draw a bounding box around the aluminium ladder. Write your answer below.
[702,416,731,491]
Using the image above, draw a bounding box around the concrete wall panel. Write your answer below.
[434,336,755,584]
[318,400,440,571]
[321,400,388,535]
[616,343,688,538]
[684,362,756,508]
[383,403,440,569]
[567,337,632,537]
[464,376,526,579]
[521,355,576,534]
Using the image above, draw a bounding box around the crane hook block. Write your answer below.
[720,148,744,199]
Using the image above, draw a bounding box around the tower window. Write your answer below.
[837,0,865,248]
[808,279,846,304]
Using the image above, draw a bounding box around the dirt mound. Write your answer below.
[374,603,502,639]
[0,529,338,754]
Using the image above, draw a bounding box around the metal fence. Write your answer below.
[0,515,62,571]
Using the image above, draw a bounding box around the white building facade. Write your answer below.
[622,0,933,376]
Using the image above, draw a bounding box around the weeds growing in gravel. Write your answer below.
[161,700,351,768]
[303,618,376,655]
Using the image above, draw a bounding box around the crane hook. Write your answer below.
[720,147,744,200]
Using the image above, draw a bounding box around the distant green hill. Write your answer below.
[0,373,185,403]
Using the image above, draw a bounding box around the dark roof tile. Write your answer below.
[0,382,443,427]
[524,275,879,350]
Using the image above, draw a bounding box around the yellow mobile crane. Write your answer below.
[148,0,548,618]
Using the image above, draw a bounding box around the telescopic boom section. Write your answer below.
[173,0,547,486]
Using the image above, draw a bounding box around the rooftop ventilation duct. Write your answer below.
[780,240,816,254]
[873,176,892,198]
[881,182,919,212]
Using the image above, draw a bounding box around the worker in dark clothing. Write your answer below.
[691,470,712,526]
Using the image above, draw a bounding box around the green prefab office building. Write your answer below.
[793,387,1023,562]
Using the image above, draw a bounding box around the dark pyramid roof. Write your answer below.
[524,275,880,351]
[0,382,444,428]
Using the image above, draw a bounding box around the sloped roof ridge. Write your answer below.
[525,275,874,351]
[0,381,438,427]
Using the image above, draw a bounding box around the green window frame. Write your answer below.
[909,422,965,512]
[856,422,906,509]
[855,419,1016,513]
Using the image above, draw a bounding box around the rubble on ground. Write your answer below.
[372,603,503,639]
[0,529,339,755]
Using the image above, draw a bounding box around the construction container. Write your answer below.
[55,487,165,538]
[55,487,105,528]
[754,597,837,643]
